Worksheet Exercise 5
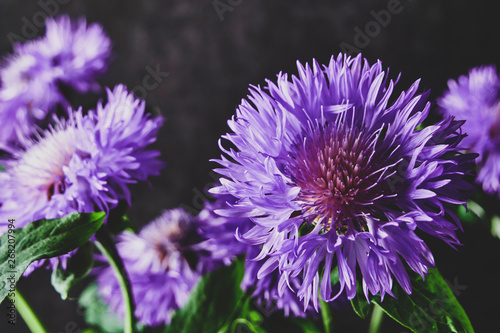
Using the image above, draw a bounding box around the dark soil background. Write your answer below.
[0,0,499,332]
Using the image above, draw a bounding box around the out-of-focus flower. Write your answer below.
[439,66,500,196]
[19,15,111,93]
[211,53,475,311]
[0,85,163,273]
[0,15,111,149]
[97,207,238,326]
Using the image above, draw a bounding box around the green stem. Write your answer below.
[368,304,384,333]
[320,298,333,333]
[95,227,136,333]
[229,318,258,333]
[13,290,47,333]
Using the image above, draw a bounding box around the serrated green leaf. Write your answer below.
[165,259,246,333]
[78,283,123,333]
[51,241,94,300]
[0,212,105,303]
[361,268,473,333]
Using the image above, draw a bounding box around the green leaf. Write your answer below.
[350,278,371,319]
[51,241,94,300]
[0,212,105,303]
[165,258,246,333]
[78,283,123,333]
[491,215,500,239]
[353,268,473,333]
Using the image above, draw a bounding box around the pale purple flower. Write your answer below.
[18,15,111,93]
[211,53,475,311]
[97,208,237,326]
[0,85,163,273]
[0,15,111,149]
[439,66,500,196]
[0,52,63,149]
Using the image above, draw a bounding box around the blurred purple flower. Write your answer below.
[211,53,475,311]
[97,207,240,326]
[439,66,500,196]
[0,85,163,273]
[19,15,111,93]
[0,15,111,149]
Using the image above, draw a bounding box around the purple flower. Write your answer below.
[0,15,111,149]
[18,15,111,93]
[0,85,163,273]
[210,54,475,311]
[208,195,314,317]
[97,208,236,326]
[242,246,316,318]
[439,66,500,196]
[0,52,63,149]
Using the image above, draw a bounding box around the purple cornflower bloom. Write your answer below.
[210,195,315,317]
[211,54,475,311]
[97,207,238,326]
[0,85,163,273]
[19,15,111,93]
[0,51,63,149]
[242,246,316,318]
[439,66,500,196]
[0,15,111,149]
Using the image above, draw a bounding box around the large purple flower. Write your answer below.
[0,85,163,273]
[210,54,475,310]
[0,15,111,149]
[439,66,500,196]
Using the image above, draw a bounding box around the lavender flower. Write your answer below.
[0,85,163,273]
[439,66,500,196]
[242,246,315,318]
[208,195,314,317]
[0,15,111,149]
[0,52,63,149]
[97,208,236,326]
[211,54,475,311]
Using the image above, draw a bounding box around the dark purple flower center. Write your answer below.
[47,178,66,200]
[287,126,386,234]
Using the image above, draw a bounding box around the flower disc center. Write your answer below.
[288,127,381,234]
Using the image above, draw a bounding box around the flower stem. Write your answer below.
[95,227,136,333]
[13,290,47,333]
[320,298,334,333]
[368,304,384,333]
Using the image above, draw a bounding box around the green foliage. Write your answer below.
[165,258,247,333]
[78,283,123,333]
[351,268,474,332]
[0,212,105,303]
[51,241,95,300]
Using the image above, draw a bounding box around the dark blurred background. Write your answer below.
[1,0,499,332]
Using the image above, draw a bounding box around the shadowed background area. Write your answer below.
[0,0,499,332]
